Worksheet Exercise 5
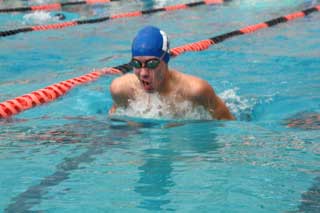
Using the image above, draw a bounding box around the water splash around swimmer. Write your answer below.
[111,88,260,121]
[112,93,212,121]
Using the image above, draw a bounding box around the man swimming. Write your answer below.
[109,26,234,120]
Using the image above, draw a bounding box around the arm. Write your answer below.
[210,94,235,120]
[109,74,136,114]
[191,80,235,120]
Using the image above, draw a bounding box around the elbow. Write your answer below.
[213,106,235,120]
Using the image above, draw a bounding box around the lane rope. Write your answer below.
[0,68,121,119]
[0,0,226,37]
[0,0,120,13]
[0,5,319,119]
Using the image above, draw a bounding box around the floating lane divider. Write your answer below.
[169,5,320,56]
[0,4,319,119]
[0,0,120,13]
[0,68,122,119]
[0,0,226,37]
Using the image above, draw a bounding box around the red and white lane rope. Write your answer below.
[0,0,225,37]
[0,68,121,119]
[0,5,319,119]
[0,0,120,13]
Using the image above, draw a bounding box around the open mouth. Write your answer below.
[141,80,153,91]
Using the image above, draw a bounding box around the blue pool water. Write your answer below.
[0,0,319,212]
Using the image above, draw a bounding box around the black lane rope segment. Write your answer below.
[0,0,224,37]
[0,0,121,13]
[0,28,34,37]
[3,4,320,210]
[0,0,232,13]
[0,4,319,119]
[120,4,320,73]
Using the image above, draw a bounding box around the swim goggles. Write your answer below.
[130,58,161,69]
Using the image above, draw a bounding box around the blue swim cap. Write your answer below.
[132,26,170,63]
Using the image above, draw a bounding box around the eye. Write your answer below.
[130,59,142,68]
[146,59,160,69]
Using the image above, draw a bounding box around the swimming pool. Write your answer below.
[1,0,319,212]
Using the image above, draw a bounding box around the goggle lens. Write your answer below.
[131,58,161,69]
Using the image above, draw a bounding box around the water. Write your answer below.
[0,0,320,212]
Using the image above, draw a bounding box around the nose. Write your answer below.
[139,68,150,79]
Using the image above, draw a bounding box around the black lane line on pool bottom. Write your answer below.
[4,121,138,213]
[0,4,320,120]
[298,176,320,212]
[5,146,105,213]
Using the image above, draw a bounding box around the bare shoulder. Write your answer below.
[172,70,214,97]
[171,70,235,120]
[110,73,138,97]
[109,73,140,108]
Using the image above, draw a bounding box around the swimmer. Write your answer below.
[109,26,235,120]
[54,12,66,21]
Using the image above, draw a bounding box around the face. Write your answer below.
[131,56,167,93]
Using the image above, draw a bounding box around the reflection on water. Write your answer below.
[1,116,223,212]
[134,123,221,211]
[135,148,175,211]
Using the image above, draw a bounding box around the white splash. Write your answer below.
[113,93,212,120]
[220,88,251,116]
[153,0,169,7]
[29,0,52,4]
[219,88,271,121]
[23,11,57,25]
[112,88,268,121]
